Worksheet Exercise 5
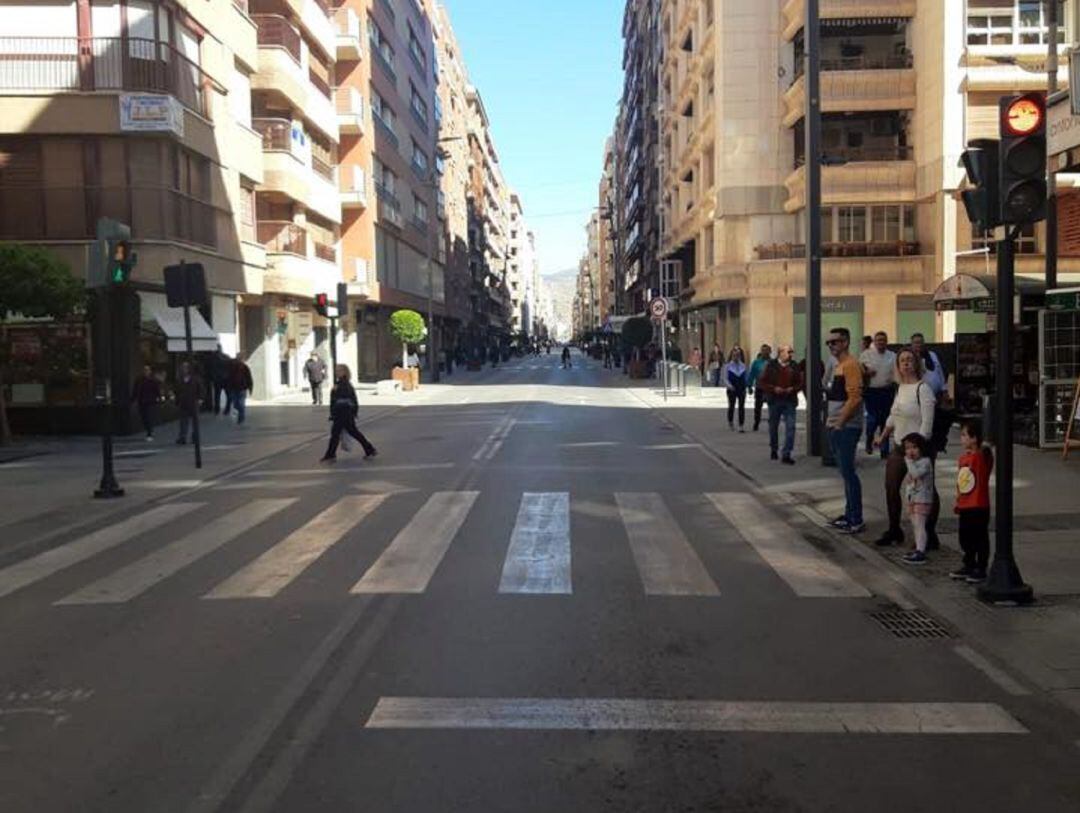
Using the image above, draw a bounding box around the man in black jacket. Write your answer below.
[175,362,201,445]
[321,365,377,462]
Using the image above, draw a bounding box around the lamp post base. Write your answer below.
[977,559,1035,605]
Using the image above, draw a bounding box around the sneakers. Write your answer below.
[950,566,974,581]
[770,450,779,461]
[828,515,850,529]
[838,522,866,534]
[874,531,904,547]
[965,569,987,584]
[903,550,929,565]
[781,455,795,466]
[365,450,379,459]
[319,455,336,463]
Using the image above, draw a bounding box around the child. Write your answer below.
[951,420,994,583]
[900,433,935,565]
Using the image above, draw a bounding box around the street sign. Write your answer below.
[649,296,668,321]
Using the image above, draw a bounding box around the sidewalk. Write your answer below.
[630,379,1080,718]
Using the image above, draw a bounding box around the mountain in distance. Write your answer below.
[542,268,578,336]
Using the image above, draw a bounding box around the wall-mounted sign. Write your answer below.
[119,94,184,137]
[1048,93,1080,157]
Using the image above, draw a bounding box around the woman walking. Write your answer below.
[708,343,723,387]
[321,365,377,463]
[724,346,749,432]
[874,348,939,547]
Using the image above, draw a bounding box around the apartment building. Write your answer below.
[507,192,526,333]
[647,0,1079,357]
[0,0,268,417]
[618,0,664,316]
[335,0,444,380]
[598,136,617,321]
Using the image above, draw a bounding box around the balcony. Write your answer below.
[0,36,208,116]
[340,165,369,209]
[312,238,336,263]
[253,116,292,151]
[754,241,921,260]
[373,112,399,149]
[783,160,916,212]
[258,220,307,255]
[335,6,362,60]
[254,14,301,62]
[793,144,913,167]
[336,86,365,134]
[781,0,917,42]
[783,64,916,128]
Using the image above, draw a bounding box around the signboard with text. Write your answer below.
[119,94,184,137]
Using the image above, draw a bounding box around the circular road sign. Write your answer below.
[649,297,668,320]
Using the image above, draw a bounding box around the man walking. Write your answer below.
[227,356,254,425]
[911,332,946,397]
[860,331,896,457]
[748,344,772,432]
[760,344,802,464]
[304,351,327,406]
[175,362,201,445]
[131,365,161,440]
[208,345,231,415]
[825,327,865,533]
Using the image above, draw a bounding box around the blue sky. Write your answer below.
[441,0,625,276]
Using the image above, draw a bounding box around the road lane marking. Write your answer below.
[640,443,703,450]
[215,480,328,491]
[705,493,870,598]
[499,493,571,594]
[243,464,455,477]
[614,493,719,596]
[364,698,1029,734]
[472,416,515,461]
[205,495,386,599]
[0,504,203,600]
[351,491,479,594]
[56,500,296,605]
[953,645,1031,696]
[560,441,619,448]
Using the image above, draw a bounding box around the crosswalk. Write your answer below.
[0,491,871,607]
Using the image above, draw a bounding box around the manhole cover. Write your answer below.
[869,608,953,639]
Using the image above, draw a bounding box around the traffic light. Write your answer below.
[999,92,1047,225]
[314,292,329,317]
[336,282,348,321]
[107,239,136,285]
[960,139,1000,233]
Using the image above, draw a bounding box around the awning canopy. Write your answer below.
[151,306,219,352]
[933,273,1045,312]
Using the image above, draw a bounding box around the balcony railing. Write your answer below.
[312,154,334,181]
[253,15,301,64]
[409,215,428,235]
[794,145,914,167]
[0,185,215,246]
[253,117,292,151]
[308,68,331,99]
[410,104,428,133]
[258,220,307,255]
[374,181,400,209]
[371,44,396,82]
[373,113,399,148]
[313,239,335,262]
[0,36,207,114]
[793,51,913,80]
[754,241,921,260]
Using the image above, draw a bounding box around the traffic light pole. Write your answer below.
[93,286,124,499]
[179,259,202,470]
[1046,0,1059,291]
[329,315,338,373]
[805,0,823,458]
[979,229,1033,604]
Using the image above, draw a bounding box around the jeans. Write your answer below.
[752,388,766,430]
[177,411,194,442]
[727,383,746,427]
[829,425,863,525]
[863,387,895,455]
[768,400,797,457]
[231,390,247,424]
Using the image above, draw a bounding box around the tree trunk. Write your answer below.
[402,341,408,370]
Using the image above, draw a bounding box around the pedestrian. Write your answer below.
[689,346,702,375]
[874,348,938,547]
[910,332,947,397]
[207,345,231,415]
[174,361,201,445]
[131,365,161,440]
[304,351,327,406]
[748,344,771,432]
[900,433,935,565]
[760,344,803,464]
[227,356,254,425]
[861,335,873,353]
[723,346,748,432]
[321,364,377,462]
[860,331,897,457]
[824,327,865,533]
[604,344,613,369]
[707,343,723,387]
[561,345,572,369]
[951,421,993,583]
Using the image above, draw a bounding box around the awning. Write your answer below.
[151,306,219,352]
[932,273,1045,313]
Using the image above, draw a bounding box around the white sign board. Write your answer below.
[1048,95,1080,157]
[119,94,184,137]
[649,296,668,320]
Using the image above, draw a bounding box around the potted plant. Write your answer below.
[389,309,426,391]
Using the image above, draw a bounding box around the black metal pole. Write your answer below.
[1046,0,1059,291]
[979,233,1033,604]
[329,315,338,373]
[805,0,823,458]
[94,287,124,498]
[180,260,202,470]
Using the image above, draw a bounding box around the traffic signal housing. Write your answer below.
[999,92,1047,225]
[107,239,136,285]
[960,139,1000,233]
[314,292,329,317]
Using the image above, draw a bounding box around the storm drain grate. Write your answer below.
[869,608,953,639]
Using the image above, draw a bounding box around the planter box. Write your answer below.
[391,366,421,391]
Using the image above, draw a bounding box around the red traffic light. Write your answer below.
[314,292,329,317]
[1002,95,1044,137]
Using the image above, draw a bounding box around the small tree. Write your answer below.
[0,245,84,444]
[621,316,653,355]
[388,309,426,369]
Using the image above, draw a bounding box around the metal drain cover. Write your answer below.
[870,608,953,639]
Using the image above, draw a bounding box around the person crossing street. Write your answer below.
[321,364,377,463]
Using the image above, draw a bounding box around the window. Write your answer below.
[239,184,255,242]
[414,195,428,224]
[822,204,914,242]
[411,140,429,171]
[374,157,396,194]
[410,83,428,120]
[372,92,395,130]
[408,26,426,70]
[368,20,394,61]
[837,206,867,242]
[967,1,1066,46]
[972,222,1036,254]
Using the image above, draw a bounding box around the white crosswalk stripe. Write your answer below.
[56,499,296,605]
[351,491,479,594]
[0,503,203,600]
[499,493,571,594]
[615,492,720,596]
[205,495,387,599]
[705,493,871,598]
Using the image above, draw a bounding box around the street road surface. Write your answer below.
[2,353,1079,812]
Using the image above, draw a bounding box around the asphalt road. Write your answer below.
[2,351,1080,812]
